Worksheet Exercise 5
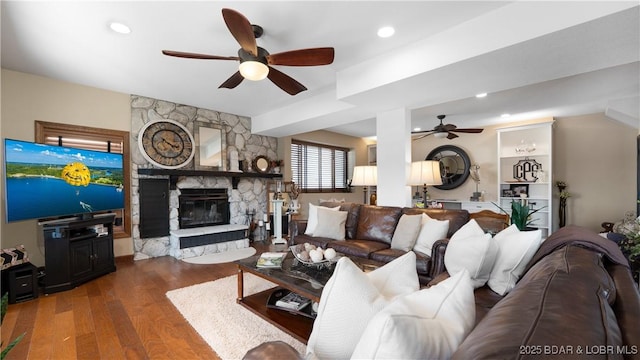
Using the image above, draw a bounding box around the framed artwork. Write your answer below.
[509,183,529,197]
[502,189,515,198]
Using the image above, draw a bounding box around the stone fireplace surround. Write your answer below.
[130,95,279,260]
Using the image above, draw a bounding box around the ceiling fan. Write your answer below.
[162,8,335,95]
[412,115,484,140]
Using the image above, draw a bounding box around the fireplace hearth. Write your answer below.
[179,188,229,229]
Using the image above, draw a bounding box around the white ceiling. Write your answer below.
[2,1,639,139]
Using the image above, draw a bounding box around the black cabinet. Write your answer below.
[43,215,116,294]
[1,263,38,303]
[139,179,170,238]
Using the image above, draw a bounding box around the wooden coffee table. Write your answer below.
[235,251,381,344]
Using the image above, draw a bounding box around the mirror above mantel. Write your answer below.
[194,121,226,171]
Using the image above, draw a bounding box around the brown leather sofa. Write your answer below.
[290,201,470,285]
[245,225,640,360]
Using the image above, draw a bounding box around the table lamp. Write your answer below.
[408,160,443,206]
[351,165,377,204]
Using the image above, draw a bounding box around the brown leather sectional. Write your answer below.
[290,201,470,284]
[248,211,640,359]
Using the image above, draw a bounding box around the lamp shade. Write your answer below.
[351,165,377,186]
[408,160,443,186]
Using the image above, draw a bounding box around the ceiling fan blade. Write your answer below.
[267,67,307,95]
[219,71,244,89]
[447,132,459,140]
[411,129,436,135]
[411,132,434,140]
[451,128,484,133]
[222,8,257,56]
[267,48,335,66]
[162,50,239,61]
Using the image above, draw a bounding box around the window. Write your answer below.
[35,121,131,239]
[291,140,348,192]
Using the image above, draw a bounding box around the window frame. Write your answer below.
[291,139,349,193]
[34,120,131,239]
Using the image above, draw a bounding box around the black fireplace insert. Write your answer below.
[178,188,230,229]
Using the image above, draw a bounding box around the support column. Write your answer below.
[375,108,412,207]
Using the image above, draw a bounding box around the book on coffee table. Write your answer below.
[256,252,287,268]
[275,291,311,311]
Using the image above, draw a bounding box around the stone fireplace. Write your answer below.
[130,95,279,261]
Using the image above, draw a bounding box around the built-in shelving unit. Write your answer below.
[497,121,555,238]
[137,168,283,189]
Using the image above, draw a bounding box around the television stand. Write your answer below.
[42,214,116,294]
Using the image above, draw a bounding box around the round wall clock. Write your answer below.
[138,120,195,169]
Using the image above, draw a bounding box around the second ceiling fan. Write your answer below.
[412,115,484,140]
[162,8,335,95]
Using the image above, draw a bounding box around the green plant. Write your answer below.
[493,200,547,231]
[1,292,25,359]
[615,212,640,263]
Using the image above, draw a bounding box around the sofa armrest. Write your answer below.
[429,238,450,278]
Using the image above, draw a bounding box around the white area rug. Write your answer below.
[166,273,307,359]
[181,247,257,264]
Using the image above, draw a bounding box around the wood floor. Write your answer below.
[1,243,272,360]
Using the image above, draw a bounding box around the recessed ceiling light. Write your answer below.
[475,93,487,98]
[413,127,421,132]
[377,26,395,38]
[110,22,131,34]
[501,113,511,118]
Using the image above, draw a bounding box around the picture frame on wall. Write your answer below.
[509,184,529,197]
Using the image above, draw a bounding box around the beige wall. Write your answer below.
[411,114,637,233]
[1,69,132,266]
[278,131,372,219]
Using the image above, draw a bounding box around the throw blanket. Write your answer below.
[525,225,630,273]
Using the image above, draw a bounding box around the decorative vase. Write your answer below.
[289,199,300,214]
[559,198,567,228]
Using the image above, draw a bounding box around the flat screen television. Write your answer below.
[4,138,125,223]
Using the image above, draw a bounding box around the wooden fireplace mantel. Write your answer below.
[137,168,283,189]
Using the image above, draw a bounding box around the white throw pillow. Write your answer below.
[306,252,419,360]
[413,215,450,255]
[351,269,476,360]
[390,214,423,251]
[305,203,340,235]
[312,208,348,240]
[450,219,485,241]
[445,232,498,288]
[488,225,543,295]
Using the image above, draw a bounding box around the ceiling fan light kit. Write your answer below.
[433,132,448,139]
[162,8,334,95]
[239,61,269,81]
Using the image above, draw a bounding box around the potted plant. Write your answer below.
[1,292,25,359]
[494,199,547,231]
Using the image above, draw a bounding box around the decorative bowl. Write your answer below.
[289,244,339,269]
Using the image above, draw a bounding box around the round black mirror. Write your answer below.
[426,145,471,190]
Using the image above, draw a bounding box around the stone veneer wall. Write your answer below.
[130,95,277,260]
